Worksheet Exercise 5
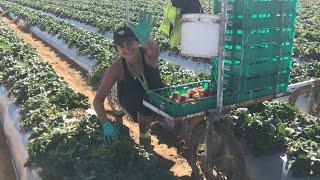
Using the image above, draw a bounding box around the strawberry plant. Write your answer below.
[231,102,320,177]
[294,0,320,62]
[28,115,176,179]
[291,59,320,83]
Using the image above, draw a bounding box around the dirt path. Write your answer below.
[0,126,16,180]
[0,16,192,178]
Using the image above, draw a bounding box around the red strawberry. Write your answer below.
[179,95,187,102]
[188,89,197,95]
[172,91,180,101]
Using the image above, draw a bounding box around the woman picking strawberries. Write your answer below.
[93,11,164,152]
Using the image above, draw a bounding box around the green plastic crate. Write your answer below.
[226,26,295,45]
[147,81,238,117]
[212,56,292,76]
[212,68,291,91]
[225,41,293,61]
[239,83,288,101]
[214,0,297,14]
[147,80,289,117]
[221,69,291,91]
[228,12,296,29]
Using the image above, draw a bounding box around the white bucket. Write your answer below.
[181,14,220,58]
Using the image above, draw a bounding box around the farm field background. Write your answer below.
[0,0,319,179]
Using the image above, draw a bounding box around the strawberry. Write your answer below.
[172,91,180,101]
[193,93,201,100]
[187,89,197,95]
[179,95,187,102]
[197,87,205,94]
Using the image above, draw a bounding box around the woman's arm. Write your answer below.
[93,62,121,123]
[143,38,160,68]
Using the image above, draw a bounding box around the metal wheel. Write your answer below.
[192,119,249,180]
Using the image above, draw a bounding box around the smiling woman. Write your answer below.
[93,24,165,152]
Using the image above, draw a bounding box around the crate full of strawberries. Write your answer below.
[147,80,238,117]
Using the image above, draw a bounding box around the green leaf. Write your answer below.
[277,123,286,135]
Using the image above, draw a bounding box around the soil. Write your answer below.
[0,16,194,179]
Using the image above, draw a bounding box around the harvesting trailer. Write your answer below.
[118,0,320,179]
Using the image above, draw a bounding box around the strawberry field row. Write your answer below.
[4,0,320,64]
[3,0,320,82]
[290,0,320,83]
[3,0,212,61]
[294,0,320,62]
[0,1,210,88]
[1,0,175,53]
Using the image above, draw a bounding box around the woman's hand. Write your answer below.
[128,10,156,45]
[103,121,120,143]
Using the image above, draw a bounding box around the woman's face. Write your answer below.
[116,40,139,62]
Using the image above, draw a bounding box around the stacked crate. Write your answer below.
[212,0,298,101]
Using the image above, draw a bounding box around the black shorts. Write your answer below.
[118,92,154,122]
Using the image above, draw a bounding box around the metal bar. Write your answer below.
[216,0,228,113]
[181,18,221,23]
[206,0,229,166]
[185,120,201,178]
[308,82,316,114]
[207,1,228,164]
[205,113,217,164]
[125,0,129,26]
[209,93,290,114]
[217,79,320,113]
[142,101,174,120]
[143,101,205,121]
[288,78,320,92]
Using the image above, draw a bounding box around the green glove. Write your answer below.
[128,10,156,44]
[103,121,120,144]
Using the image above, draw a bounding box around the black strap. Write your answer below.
[121,57,131,80]
[139,48,148,69]
[121,48,147,80]
[121,47,149,79]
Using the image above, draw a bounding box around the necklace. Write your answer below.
[125,51,149,92]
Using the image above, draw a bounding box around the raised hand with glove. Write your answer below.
[128,10,156,45]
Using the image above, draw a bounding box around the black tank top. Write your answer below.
[117,48,164,121]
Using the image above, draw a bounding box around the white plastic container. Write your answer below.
[181,14,221,58]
